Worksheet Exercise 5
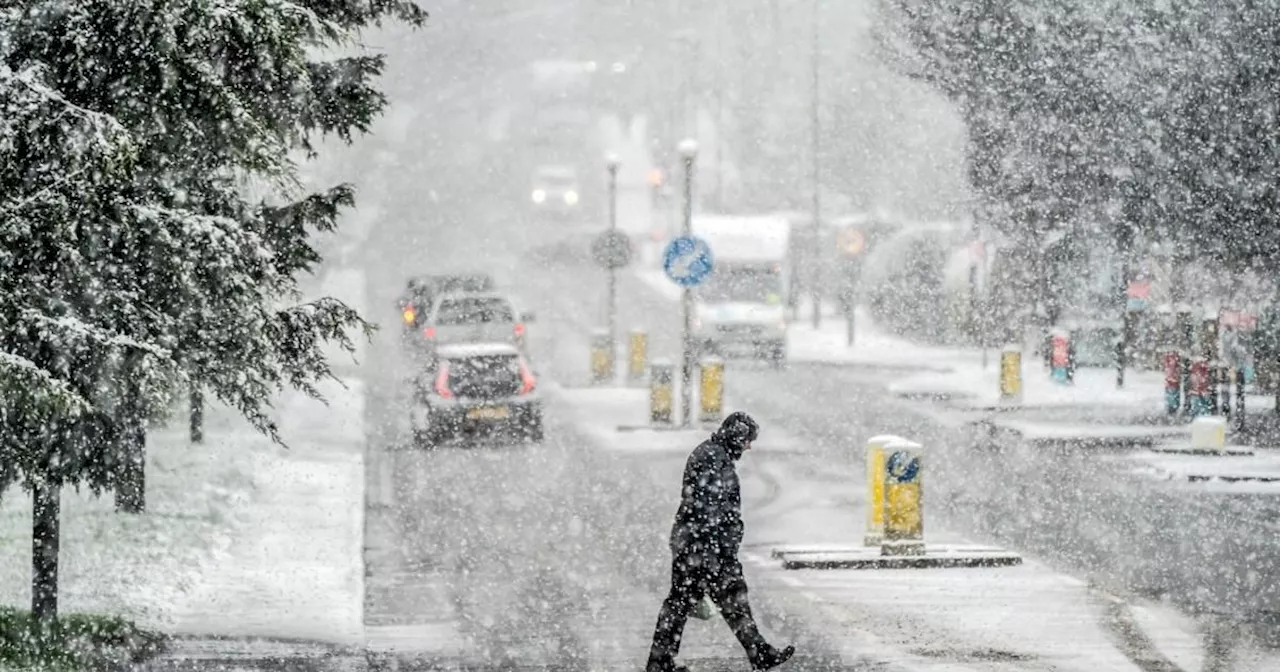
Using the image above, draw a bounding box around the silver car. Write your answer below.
[419,291,534,356]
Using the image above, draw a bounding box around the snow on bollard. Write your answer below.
[1190,416,1227,454]
[863,434,903,547]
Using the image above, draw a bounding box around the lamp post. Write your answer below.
[809,0,822,330]
[678,138,699,427]
[606,152,620,365]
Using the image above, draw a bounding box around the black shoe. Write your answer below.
[751,643,795,671]
[645,659,689,672]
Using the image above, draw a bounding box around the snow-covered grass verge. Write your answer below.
[0,377,365,647]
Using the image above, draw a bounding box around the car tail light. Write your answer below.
[423,326,436,339]
[514,323,526,337]
[519,359,537,395]
[435,363,453,399]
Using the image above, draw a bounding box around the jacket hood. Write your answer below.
[710,432,746,461]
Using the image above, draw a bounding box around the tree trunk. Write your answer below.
[31,481,60,621]
[190,384,204,444]
[113,432,146,513]
[115,361,146,514]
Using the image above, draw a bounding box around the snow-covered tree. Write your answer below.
[1,0,424,620]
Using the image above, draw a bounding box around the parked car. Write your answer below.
[397,273,496,341]
[410,342,543,445]
[419,291,534,355]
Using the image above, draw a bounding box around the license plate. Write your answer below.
[466,405,510,420]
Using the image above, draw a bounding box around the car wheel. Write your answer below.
[525,412,544,443]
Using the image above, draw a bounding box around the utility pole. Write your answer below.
[809,0,822,329]
[678,139,699,427]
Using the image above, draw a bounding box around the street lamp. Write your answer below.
[605,152,621,365]
[809,0,822,330]
[678,138,698,427]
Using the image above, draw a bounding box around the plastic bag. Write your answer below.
[691,596,717,621]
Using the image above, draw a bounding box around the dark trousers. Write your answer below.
[647,552,767,666]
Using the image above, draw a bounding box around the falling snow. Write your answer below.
[3,1,1280,671]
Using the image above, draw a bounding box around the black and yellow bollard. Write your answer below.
[590,329,614,385]
[650,358,674,425]
[999,345,1022,404]
[698,357,724,423]
[628,329,648,384]
[881,438,926,556]
[864,434,903,547]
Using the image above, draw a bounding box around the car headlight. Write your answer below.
[563,190,579,205]
[532,189,547,203]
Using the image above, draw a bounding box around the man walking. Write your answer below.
[646,412,795,672]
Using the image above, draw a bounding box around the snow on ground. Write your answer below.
[891,363,1168,413]
[165,376,365,646]
[991,419,1186,443]
[0,377,364,645]
[1115,449,1280,493]
[551,381,1202,671]
[0,407,257,629]
[0,260,368,645]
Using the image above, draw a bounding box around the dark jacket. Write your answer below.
[669,436,745,562]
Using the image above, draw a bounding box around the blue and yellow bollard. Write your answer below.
[999,346,1023,404]
[698,357,724,423]
[590,329,613,385]
[881,439,926,556]
[628,329,648,384]
[650,358,674,425]
[863,435,903,547]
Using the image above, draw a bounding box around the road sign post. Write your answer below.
[675,139,700,427]
[663,234,713,428]
[837,227,865,346]
[605,154,621,379]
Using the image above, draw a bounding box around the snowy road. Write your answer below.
[134,104,1280,670]
[352,157,860,670]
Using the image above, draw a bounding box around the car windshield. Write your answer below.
[697,266,783,304]
[534,171,576,188]
[435,297,515,324]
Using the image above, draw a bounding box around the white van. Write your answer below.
[689,215,790,364]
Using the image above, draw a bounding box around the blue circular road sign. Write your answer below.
[886,451,920,484]
[663,235,714,287]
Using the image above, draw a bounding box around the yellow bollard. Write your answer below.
[698,357,724,423]
[999,345,1023,404]
[628,329,648,383]
[590,329,614,385]
[863,435,903,546]
[650,358,674,424]
[881,439,926,556]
